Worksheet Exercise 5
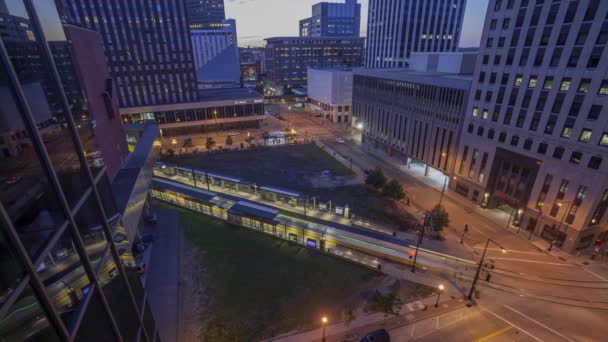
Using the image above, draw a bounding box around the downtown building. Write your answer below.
[186,0,226,30]
[264,36,365,92]
[55,0,264,136]
[452,0,608,253]
[353,52,474,178]
[307,68,354,123]
[366,0,467,68]
[1,1,161,340]
[300,0,361,38]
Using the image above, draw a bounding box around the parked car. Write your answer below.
[293,102,304,108]
[336,137,345,143]
[228,132,240,136]
[359,329,390,342]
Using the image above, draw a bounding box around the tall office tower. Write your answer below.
[191,18,241,88]
[55,0,198,108]
[1,1,160,341]
[452,0,608,254]
[366,0,467,68]
[300,0,361,37]
[187,0,226,29]
[265,36,365,92]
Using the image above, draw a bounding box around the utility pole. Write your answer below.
[438,177,447,207]
[461,224,468,244]
[411,214,427,273]
[467,238,505,300]
[205,170,210,191]
[192,168,197,188]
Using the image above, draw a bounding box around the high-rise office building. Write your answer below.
[1,1,160,341]
[55,0,198,108]
[452,0,608,253]
[300,0,361,38]
[366,0,467,68]
[265,36,365,91]
[187,0,226,30]
[191,18,241,88]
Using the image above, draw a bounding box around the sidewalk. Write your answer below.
[267,297,468,342]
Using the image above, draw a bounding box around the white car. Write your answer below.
[228,132,240,136]
[336,138,345,143]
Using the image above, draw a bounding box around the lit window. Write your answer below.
[600,132,608,146]
[482,110,489,119]
[578,79,591,93]
[543,77,553,90]
[514,75,523,86]
[560,78,571,91]
[579,129,592,143]
[472,107,479,117]
[528,77,537,88]
[599,80,608,95]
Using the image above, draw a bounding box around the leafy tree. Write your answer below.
[182,138,194,152]
[364,291,402,317]
[429,204,450,233]
[383,179,406,200]
[341,308,355,327]
[365,168,387,189]
[225,135,233,147]
[205,137,216,151]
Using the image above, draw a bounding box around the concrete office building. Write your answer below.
[452,0,608,253]
[187,0,226,30]
[191,19,241,88]
[307,68,353,123]
[300,0,361,38]
[265,36,364,91]
[353,52,473,179]
[366,0,467,68]
[0,2,161,340]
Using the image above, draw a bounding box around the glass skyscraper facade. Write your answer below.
[186,0,226,30]
[0,1,160,341]
[299,0,362,38]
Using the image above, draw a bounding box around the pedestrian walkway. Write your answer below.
[267,297,468,342]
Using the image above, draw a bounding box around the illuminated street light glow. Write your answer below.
[321,316,328,324]
[356,122,364,129]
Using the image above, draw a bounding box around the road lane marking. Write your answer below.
[583,268,608,281]
[474,325,513,342]
[503,305,576,342]
[486,257,573,266]
[479,306,543,342]
[476,247,546,255]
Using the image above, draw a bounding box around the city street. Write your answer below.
[279,107,608,341]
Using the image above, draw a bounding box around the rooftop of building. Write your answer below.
[197,87,264,101]
[308,67,353,73]
[353,68,473,89]
[265,36,365,42]
[111,121,159,214]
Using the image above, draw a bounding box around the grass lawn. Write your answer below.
[175,206,381,341]
[161,143,353,192]
[311,185,419,229]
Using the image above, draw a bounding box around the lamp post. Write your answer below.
[321,316,328,342]
[435,284,445,307]
[549,201,571,251]
[438,176,448,207]
[467,238,506,300]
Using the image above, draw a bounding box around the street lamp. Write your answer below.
[549,201,572,251]
[321,316,328,342]
[467,238,506,300]
[438,176,448,207]
[435,284,445,307]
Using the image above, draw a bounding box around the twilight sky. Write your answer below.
[226,0,489,48]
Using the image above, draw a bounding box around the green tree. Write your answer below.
[364,291,402,317]
[365,168,387,189]
[341,308,355,327]
[182,138,194,152]
[225,135,233,147]
[282,84,294,95]
[205,137,216,151]
[383,179,406,200]
[429,204,450,234]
